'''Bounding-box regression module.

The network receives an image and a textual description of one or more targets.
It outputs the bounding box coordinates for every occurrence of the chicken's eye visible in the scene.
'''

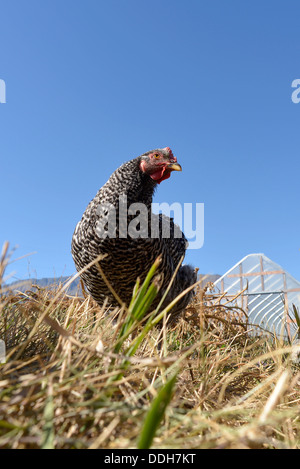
[153,154,160,159]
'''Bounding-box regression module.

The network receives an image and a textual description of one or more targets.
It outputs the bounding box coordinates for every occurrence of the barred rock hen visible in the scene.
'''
[71,147,196,323]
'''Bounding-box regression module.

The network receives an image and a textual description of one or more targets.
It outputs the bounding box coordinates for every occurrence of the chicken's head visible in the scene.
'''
[139,147,182,184]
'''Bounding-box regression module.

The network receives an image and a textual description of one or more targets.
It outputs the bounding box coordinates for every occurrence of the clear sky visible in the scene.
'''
[1,0,300,283]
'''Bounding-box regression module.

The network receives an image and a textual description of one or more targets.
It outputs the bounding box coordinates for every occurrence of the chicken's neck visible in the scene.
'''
[110,159,157,209]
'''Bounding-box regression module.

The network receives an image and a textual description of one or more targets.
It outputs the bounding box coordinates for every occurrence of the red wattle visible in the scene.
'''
[150,167,171,184]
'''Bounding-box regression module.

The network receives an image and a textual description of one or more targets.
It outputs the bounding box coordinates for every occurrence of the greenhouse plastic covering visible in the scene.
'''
[213,254,300,339]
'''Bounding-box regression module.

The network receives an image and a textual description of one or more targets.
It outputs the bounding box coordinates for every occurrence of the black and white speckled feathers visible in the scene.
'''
[71,149,196,322]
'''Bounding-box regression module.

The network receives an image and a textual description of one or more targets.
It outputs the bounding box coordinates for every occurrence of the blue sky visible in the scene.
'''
[1,0,300,283]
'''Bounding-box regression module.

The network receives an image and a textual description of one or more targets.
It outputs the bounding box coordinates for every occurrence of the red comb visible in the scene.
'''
[163,147,176,162]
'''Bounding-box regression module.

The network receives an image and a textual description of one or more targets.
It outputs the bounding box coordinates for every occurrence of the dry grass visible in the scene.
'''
[1,243,300,449]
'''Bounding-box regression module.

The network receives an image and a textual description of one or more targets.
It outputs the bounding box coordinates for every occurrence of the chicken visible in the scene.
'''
[71,147,196,322]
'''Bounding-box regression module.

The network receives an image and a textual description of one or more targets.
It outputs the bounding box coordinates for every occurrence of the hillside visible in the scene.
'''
[6,276,81,296]
[6,273,220,297]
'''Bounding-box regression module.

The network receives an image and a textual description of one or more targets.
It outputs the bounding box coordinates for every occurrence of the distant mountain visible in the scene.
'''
[6,273,220,297]
[6,276,81,296]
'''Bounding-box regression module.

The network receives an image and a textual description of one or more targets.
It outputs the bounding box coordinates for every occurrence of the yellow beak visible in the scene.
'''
[167,163,182,172]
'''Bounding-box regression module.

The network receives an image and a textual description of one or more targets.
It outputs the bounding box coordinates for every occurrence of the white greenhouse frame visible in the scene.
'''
[213,253,300,339]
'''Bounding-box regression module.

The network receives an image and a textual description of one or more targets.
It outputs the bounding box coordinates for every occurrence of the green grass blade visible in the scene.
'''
[41,381,55,449]
[128,256,161,319]
[292,304,300,333]
[137,373,177,449]
[114,258,161,354]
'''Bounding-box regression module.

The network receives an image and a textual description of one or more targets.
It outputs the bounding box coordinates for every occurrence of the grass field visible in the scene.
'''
[1,242,300,449]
